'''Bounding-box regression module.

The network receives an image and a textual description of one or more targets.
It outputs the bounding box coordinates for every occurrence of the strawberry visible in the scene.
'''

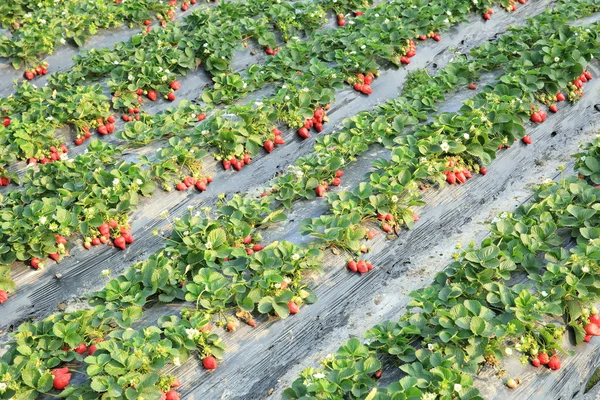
[522,135,532,145]
[171,378,181,388]
[3,117,11,127]
[456,171,466,184]
[468,83,477,90]
[298,127,310,139]
[580,73,588,83]
[167,92,176,101]
[274,136,285,145]
[49,253,60,261]
[288,301,299,315]
[400,56,410,65]
[84,242,92,250]
[233,160,243,171]
[584,322,600,336]
[272,127,282,136]
[332,177,341,186]
[556,92,566,101]
[314,122,323,133]
[549,104,558,113]
[99,236,108,244]
[166,391,180,400]
[374,370,383,379]
[382,223,392,233]
[433,34,441,41]
[252,243,264,252]
[107,115,116,124]
[548,355,561,370]
[446,171,456,184]
[487,8,494,14]
[98,125,108,135]
[176,182,187,191]
[147,90,157,101]
[360,85,373,95]
[123,233,134,244]
[51,367,69,376]
[366,230,377,239]
[406,49,416,58]
[483,13,491,20]
[584,71,592,80]
[122,115,131,122]
[573,79,583,89]
[584,335,592,342]
[106,123,115,133]
[222,160,231,170]
[413,212,419,222]
[363,75,373,84]
[506,378,518,389]
[226,321,236,332]
[0,290,7,304]
[357,260,368,274]
[88,344,98,355]
[463,169,472,179]
[338,18,346,27]
[589,314,600,325]
[144,19,151,26]
[242,235,252,244]
[24,71,35,80]
[92,237,100,246]
[418,35,427,40]
[315,185,327,197]
[181,2,188,11]
[537,352,550,365]
[366,261,373,271]
[74,343,87,354]
[531,358,541,367]
[335,170,344,178]
[530,112,542,123]
[247,318,257,327]
[114,236,127,250]
[264,140,274,153]
[354,82,364,92]
[202,356,217,370]
[195,181,207,191]
[31,258,41,269]
[53,373,72,390]
[347,260,357,272]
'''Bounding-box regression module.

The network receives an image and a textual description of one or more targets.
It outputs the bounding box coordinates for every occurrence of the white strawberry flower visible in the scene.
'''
[128,74,134,81]
[185,328,200,341]
[446,10,452,15]
[454,384,462,392]
[187,206,194,211]
[348,20,355,25]
[554,57,560,63]
[173,357,181,367]
[360,45,366,50]
[285,96,290,101]
[49,223,58,231]
[205,241,213,250]
[255,101,263,107]
[422,393,436,400]
[113,178,120,185]
[0,383,7,392]
[440,142,450,152]
[427,343,435,350]
[101,188,109,195]
[444,18,449,24]
[583,266,590,273]
[377,137,383,143]
[291,253,300,261]
[161,76,168,82]
[136,179,143,185]
[391,195,399,203]
[541,290,548,296]
[39,216,47,225]
[463,133,470,140]
[505,348,513,355]
[113,61,119,65]
[101,269,111,277]
[313,373,325,379]
[60,38,66,45]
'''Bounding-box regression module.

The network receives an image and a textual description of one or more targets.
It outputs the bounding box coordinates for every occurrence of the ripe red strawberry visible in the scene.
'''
[3,117,11,127]
[487,7,494,14]
[233,160,243,171]
[274,136,285,145]
[0,290,7,304]
[406,49,416,58]
[288,301,299,315]
[114,236,127,250]
[363,74,373,84]
[202,356,217,370]
[24,71,35,80]
[181,2,188,11]
[147,90,157,101]
[361,85,373,95]
[167,92,176,101]
[382,223,392,233]
[530,112,542,123]
[197,113,206,121]
[298,127,310,139]
[195,181,207,191]
[555,92,566,101]
[315,185,327,197]
[400,56,410,65]
[264,140,274,153]
[242,235,252,244]
[98,125,108,135]
[176,182,187,191]
[144,19,151,26]
[537,353,550,365]
[468,83,477,90]
[338,18,346,27]
[166,390,180,400]
[357,260,368,274]
[171,378,181,388]
[74,343,87,354]
[455,171,467,184]
[122,114,131,122]
[433,34,441,41]
[522,135,532,145]
[589,314,600,325]
[366,230,377,240]
[580,73,588,83]
[347,260,357,272]
[418,35,427,40]
[573,79,583,89]
[483,13,491,20]
[354,82,364,92]
[49,253,60,261]
[252,243,264,252]
[446,171,456,184]
[463,169,472,179]
[531,358,541,367]
[222,160,231,170]
[123,232,134,244]
[584,335,592,342]
[314,122,323,133]
[584,322,600,336]
[272,127,282,136]
[332,177,341,186]
[91,237,100,246]
[107,115,116,124]
[584,71,592,80]
[106,123,115,133]
[53,372,72,390]
[548,355,561,370]
[549,104,558,113]
[88,344,98,355]
[366,261,373,271]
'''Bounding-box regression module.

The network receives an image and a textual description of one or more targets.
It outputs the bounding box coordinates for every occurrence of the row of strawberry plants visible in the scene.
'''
[0,0,522,290]
[283,155,600,399]
[0,0,181,70]
[0,193,323,398]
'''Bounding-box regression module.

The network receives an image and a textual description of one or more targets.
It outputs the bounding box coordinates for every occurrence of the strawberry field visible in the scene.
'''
[0,0,600,399]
